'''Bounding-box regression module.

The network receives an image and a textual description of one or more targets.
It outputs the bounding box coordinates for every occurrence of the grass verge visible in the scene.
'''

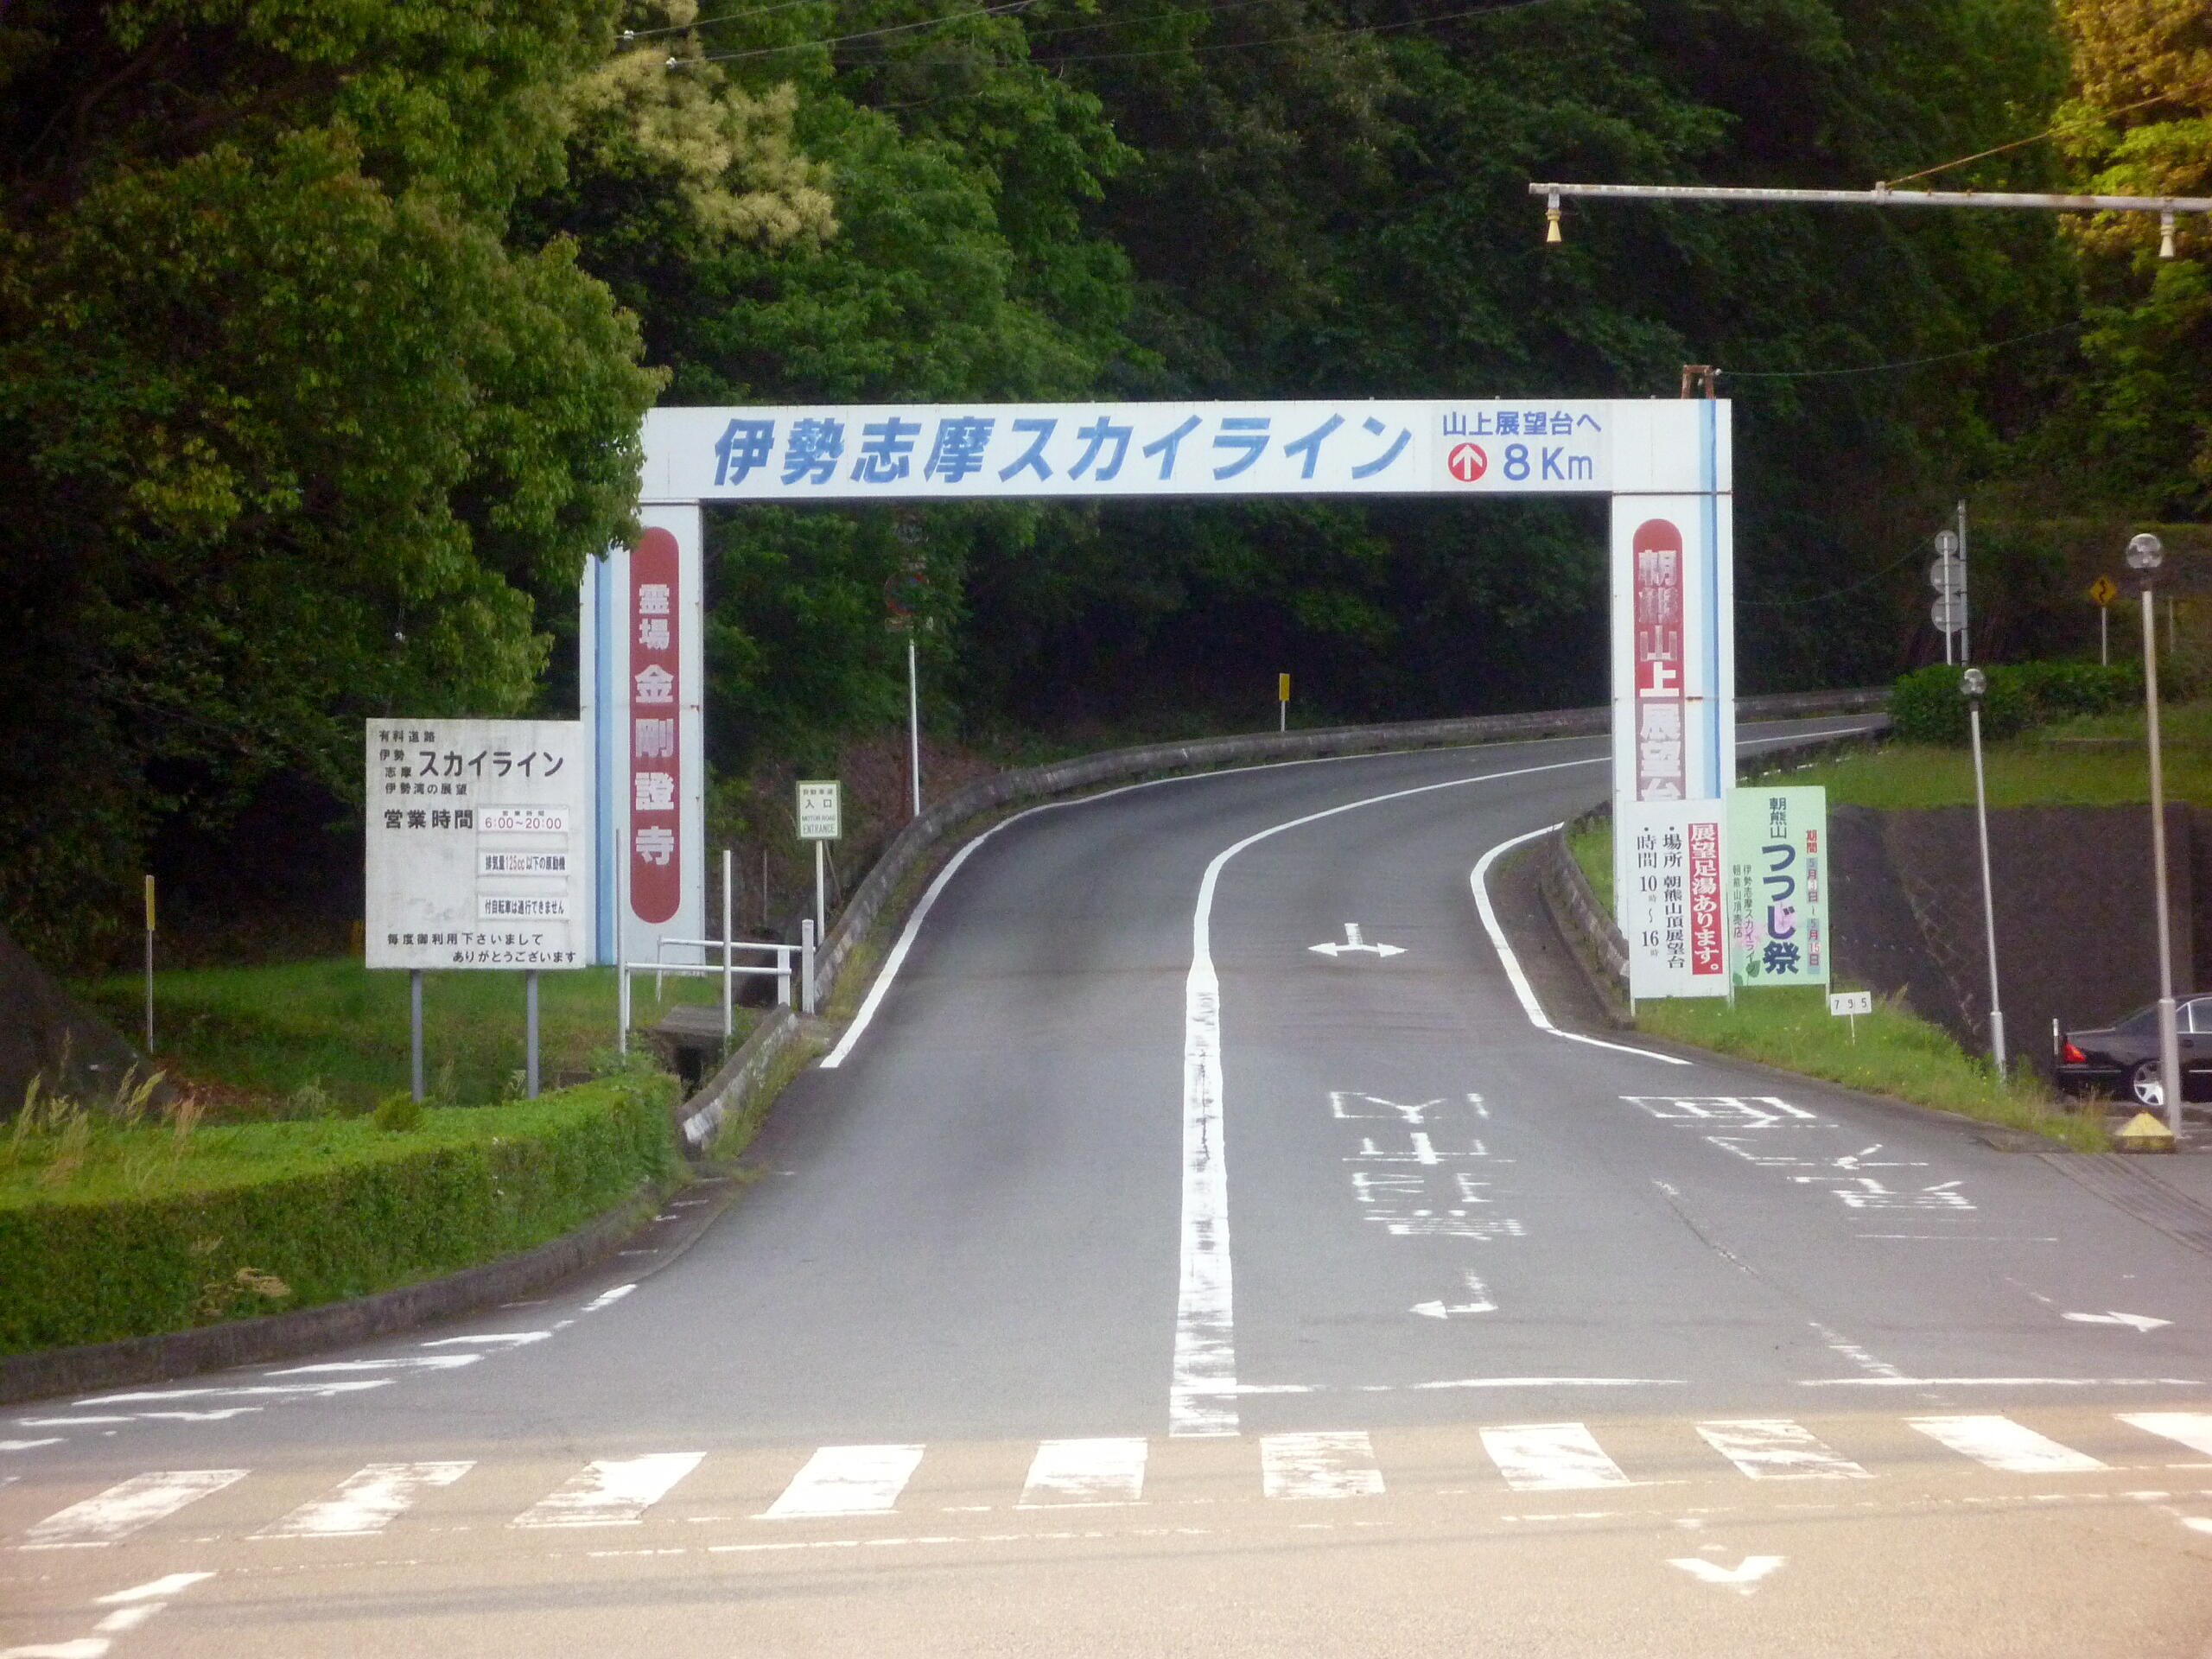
[0,1072,681,1354]
[74,960,732,1115]
[1635,986,2106,1152]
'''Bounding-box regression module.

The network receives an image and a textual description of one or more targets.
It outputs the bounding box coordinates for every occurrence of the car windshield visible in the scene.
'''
[2115,1005,2162,1035]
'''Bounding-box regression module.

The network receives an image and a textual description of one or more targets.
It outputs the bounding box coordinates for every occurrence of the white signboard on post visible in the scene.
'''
[365,719,590,970]
[1729,785,1830,987]
[1621,798,1730,1001]
[797,780,842,841]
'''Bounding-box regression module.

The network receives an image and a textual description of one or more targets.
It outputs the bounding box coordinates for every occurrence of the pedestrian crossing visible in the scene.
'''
[9,1412,2212,1548]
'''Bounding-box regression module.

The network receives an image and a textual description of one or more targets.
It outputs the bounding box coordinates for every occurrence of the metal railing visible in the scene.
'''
[618,920,815,1053]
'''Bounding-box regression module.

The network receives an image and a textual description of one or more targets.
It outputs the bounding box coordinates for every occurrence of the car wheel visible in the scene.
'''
[2129,1060,2166,1109]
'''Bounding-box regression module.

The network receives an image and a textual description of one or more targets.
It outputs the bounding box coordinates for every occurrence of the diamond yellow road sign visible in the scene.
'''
[2089,575,2119,606]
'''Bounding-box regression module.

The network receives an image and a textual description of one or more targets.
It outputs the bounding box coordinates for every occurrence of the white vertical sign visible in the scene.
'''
[796,780,843,841]
[1621,798,1730,1001]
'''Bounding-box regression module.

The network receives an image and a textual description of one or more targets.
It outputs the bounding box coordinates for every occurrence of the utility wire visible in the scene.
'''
[678,0,1039,63]
[1882,91,2174,188]
[1738,545,1925,609]
[1028,0,1564,64]
[1721,318,2084,381]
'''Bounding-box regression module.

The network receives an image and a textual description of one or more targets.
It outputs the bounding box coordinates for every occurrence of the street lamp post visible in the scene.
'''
[2128,531,2183,1133]
[1960,668,2006,1076]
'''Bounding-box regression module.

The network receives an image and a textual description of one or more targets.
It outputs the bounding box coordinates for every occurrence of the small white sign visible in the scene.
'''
[366,718,589,971]
[797,780,842,842]
[1621,799,1730,1001]
[1828,991,1873,1017]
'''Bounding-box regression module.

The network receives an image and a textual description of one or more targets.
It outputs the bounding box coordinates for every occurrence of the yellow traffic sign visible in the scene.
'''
[2089,575,2119,606]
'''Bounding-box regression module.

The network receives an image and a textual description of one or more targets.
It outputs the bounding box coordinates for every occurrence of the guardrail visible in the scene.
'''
[618,932,812,1053]
[809,688,1891,1014]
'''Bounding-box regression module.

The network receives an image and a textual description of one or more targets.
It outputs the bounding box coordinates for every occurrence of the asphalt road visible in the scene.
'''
[10,719,2212,1657]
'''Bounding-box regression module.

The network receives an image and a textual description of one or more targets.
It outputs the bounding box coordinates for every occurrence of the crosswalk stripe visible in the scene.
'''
[19,1470,248,1548]
[509,1453,703,1528]
[1260,1432,1383,1500]
[255,1461,474,1538]
[1480,1423,1632,1491]
[2117,1412,2212,1459]
[1696,1420,1872,1480]
[1908,1415,2107,1474]
[1019,1439,1148,1507]
[760,1445,925,1520]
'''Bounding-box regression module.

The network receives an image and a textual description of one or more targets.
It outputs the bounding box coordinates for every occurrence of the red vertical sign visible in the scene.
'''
[1633,518,1686,801]
[629,528,680,925]
[1687,819,1724,978]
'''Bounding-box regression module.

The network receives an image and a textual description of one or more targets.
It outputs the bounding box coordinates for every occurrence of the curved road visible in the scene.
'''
[10,720,2212,1656]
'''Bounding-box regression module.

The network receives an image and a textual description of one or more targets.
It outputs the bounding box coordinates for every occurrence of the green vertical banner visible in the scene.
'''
[1728,785,1830,988]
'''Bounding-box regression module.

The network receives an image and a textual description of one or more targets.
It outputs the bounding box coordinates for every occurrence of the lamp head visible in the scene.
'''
[2127,531,2164,571]
[1961,667,1986,701]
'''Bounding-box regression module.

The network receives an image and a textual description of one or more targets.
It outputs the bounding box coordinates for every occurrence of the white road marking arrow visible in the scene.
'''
[1669,1555,1785,1593]
[2064,1311,2172,1332]
[1309,923,1404,959]
[1412,1271,1496,1319]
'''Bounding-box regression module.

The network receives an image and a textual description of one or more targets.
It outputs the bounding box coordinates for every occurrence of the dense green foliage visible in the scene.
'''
[2,0,2203,965]
[1889,659,2142,742]
[0,1074,678,1354]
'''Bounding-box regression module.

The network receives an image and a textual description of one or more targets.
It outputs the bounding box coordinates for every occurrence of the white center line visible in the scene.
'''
[512,1453,704,1528]
[257,1462,474,1538]
[760,1445,925,1520]
[1481,1423,1634,1491]
[1019,1440,1148,1507]
[20,1471,247,1549]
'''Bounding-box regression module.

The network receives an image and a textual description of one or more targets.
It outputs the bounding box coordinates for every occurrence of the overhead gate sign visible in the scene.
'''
[585,398,1732,965]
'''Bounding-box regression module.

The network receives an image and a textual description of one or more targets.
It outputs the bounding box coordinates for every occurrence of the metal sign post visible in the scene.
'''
[2089,575,2118,664]
[142,874,156,1054]
[1278,672,1290,732]
[797,780,842,950]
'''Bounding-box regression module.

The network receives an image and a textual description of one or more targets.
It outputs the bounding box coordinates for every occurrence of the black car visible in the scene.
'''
[2056,998,2212,1107]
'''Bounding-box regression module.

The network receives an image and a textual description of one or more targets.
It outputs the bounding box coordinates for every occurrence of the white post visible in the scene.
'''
[1966,699,2005,1076]
[800,918,817,1016]
[617,962,631,1056]
[524,971,540,1098]
[814,840,826,944]
[908,633,922,819]
[1956,499,1971,665]
[2101,605,2110,666]
[142,874,156,1054]
[720,846,734,1043]
[2145,584,2182,1132]
[410,969,426,1103]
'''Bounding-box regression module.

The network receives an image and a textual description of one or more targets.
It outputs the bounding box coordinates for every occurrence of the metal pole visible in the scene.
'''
[720,846,734,1044]
[2145,585,2183,1132]
[907,634,922,819]
[524,970,540,1098]
[1956,499,1971,665]
[814,840,826,944]
[618,962,631,1055]
[800,918,817,1016]
[1967,702,2005,1076]
[142,874,156,1053]
[410,969,425,1103]
[2101,605,2110,666]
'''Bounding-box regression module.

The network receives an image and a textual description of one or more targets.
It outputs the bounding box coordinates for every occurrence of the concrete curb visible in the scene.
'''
[675,1006,804,1156]
[0,1184,669,1408]
[816,689,1890,1011]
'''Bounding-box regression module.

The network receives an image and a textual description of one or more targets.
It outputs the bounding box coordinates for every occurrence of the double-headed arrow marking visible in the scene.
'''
[1309,923,1404,959]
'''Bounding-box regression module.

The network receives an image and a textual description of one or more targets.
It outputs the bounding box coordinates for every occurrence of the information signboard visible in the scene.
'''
[365,719,590,970]
[797,780,842,842]
[1728,785,1829,988]
[1620,798,1730,1001]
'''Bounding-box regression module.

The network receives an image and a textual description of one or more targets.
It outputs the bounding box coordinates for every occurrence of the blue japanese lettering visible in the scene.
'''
[1141,415,1202,480]
[851,417,921,484]
[925,416,995,483]
[998,417,1057,482]
[715,419,775,486]
[783,418,845,486]
[1211,416,1269,480]
[1350,417,1412,479]
[1069,416,1134,481]
[1281,414,1344,480]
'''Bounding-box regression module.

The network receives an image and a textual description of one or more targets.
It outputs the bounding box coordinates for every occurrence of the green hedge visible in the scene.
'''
[0,1075,679,1355]
[1888,660,2140,744]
